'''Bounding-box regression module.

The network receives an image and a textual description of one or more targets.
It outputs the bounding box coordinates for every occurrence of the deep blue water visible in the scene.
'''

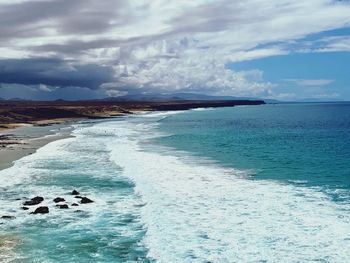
[155,103,350,200]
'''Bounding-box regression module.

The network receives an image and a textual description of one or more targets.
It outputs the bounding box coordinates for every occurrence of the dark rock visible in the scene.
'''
[23,200,38,206]
[1,215,15,219]
[31,206,49,214]
[21,207,29,210]
[23,196,44,206]
[56,204,69,209]
[32,196,44,202]
[71,203,79,206]
[71,190,80,195]
[74,196,83,199]
[53,197,65,203]
[80,197,94,204]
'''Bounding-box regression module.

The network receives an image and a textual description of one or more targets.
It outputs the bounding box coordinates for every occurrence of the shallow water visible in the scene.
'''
[0,121,150,262]
[0,104,350,262]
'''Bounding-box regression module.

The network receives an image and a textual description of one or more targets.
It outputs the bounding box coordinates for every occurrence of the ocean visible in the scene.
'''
[1,103,350,262]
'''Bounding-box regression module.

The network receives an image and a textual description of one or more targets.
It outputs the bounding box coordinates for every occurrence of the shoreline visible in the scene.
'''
[0,100,265,171]
[0,113,149,172]
[0,121,75,171]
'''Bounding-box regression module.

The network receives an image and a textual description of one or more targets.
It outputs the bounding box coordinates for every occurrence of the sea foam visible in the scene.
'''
[1,112,350,262]
[104,113,350,262]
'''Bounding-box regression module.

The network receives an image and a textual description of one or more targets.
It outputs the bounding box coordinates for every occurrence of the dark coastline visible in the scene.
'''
[0,99,265,128]
[0,99,265,170]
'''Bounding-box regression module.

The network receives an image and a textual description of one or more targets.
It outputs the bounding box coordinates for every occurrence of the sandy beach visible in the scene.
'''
[0,122,75,171]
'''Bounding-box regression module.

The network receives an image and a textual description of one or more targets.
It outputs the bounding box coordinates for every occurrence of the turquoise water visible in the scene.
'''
[155,103,350,200]
[0,121,150,262]
[1,103,350,262]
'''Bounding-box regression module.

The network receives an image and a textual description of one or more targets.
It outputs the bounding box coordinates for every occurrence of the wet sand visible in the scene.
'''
[0,123,74,171]
[0,234,21,263]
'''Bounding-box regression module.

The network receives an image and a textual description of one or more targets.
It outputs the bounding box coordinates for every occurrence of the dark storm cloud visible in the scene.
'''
[0,0,131,41]
[29,39,119,55]
[0,58,114,89]
[28,35,162,57]
[0,0,77,40]
[0,0,165,95]
[1,0,238,57]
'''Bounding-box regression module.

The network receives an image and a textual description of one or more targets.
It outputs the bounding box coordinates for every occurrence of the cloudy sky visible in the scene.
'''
[0,0,349,100]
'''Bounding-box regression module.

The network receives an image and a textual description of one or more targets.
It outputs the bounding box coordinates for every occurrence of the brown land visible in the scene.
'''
[0,99,264,132]
[0,99,265,170]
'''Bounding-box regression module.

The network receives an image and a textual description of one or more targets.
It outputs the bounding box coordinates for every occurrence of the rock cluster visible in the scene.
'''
[1,189,94,220]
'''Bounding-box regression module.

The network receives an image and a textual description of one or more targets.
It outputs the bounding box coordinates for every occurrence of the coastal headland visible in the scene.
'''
[0,99,265,131]
[0,99,265,170]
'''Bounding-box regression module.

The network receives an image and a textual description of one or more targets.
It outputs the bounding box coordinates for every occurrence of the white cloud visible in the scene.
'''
[270,92,297,100]
[37,84,58,92]
[313,92,339,99]
[286,35,350,53]
[284,79,335,87]
[315,36,350,52]
[1,0,350,98]
[103,56,276,97]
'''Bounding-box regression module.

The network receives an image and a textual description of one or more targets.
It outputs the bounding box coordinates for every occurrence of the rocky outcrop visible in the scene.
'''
[71,190,80,195]
[53,197,65,203]
[56,204,69,209]
[13,191,94,217]
[80,197,93,204]
[32,206,49,214]
[23,196,44,206]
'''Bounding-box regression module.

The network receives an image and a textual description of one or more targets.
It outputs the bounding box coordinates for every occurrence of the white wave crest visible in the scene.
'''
[105,117,350,263]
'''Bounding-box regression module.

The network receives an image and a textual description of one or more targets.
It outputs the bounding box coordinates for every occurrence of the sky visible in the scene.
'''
[0,0,349,101]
